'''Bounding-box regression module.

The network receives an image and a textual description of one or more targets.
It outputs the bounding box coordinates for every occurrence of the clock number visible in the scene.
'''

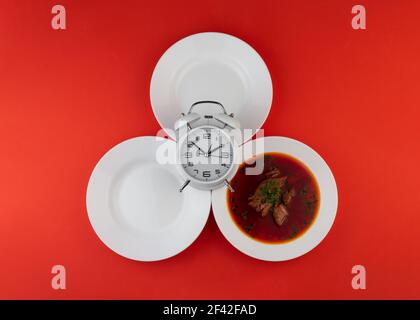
[215,169,221,175]
[193,169,199,175]
[203,171,211,178]
[188,162,193,167]
[203,133,211,139]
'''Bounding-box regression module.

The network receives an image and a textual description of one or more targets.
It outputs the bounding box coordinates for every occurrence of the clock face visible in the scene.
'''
[180,126,234,182]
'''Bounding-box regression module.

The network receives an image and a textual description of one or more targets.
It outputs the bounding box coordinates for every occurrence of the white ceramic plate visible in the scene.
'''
[86,136,211,261]
[212,136,338,261]
[150,32,273,142]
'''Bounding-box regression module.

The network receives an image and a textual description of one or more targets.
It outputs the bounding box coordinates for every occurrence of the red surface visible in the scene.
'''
[1,0,420,299]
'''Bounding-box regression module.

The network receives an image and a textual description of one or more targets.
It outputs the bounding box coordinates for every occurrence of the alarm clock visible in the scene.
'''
[175,101,241,192]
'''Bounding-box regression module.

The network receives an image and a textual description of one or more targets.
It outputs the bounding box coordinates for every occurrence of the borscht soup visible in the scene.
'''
[227,153,320,244]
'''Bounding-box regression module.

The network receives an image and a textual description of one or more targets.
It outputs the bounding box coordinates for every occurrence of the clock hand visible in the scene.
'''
[190,141,206,154]
[208,144,224,156]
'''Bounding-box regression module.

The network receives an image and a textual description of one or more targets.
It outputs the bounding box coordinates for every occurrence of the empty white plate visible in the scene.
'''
[86,136,211,261]
[212,137,338,261]
[150,32,273,142]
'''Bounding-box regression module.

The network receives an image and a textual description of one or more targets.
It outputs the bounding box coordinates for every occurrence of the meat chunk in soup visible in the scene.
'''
[248,177,287,217]
[283,188,296,207]
[265,167,281,178]
[248,170,297,227]
[273,204,289,226]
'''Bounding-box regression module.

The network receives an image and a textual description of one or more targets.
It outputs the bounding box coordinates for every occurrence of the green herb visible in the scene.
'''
[303,192,318,215]
[289,230,298,239]
[260,179,282,206]
[305,201,313,210]
[243,223,254,233]
[304,203,314,215]
[232,205,238,214]
[240,210,249,220]
[300,185,308,197]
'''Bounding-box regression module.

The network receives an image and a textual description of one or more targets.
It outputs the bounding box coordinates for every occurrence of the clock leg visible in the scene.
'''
[179,179,191,193]
[224,179,235,193]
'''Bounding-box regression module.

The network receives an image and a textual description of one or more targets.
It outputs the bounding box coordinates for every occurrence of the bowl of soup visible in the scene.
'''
[211,136,338,261]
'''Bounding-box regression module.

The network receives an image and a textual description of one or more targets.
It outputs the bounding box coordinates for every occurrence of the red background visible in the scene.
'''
[1,0,419,299]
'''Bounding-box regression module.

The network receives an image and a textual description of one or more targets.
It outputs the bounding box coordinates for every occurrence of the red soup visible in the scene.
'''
[227,153,320,244]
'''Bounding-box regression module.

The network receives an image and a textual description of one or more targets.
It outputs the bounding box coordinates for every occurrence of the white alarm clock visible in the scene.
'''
[175,101,241,192]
